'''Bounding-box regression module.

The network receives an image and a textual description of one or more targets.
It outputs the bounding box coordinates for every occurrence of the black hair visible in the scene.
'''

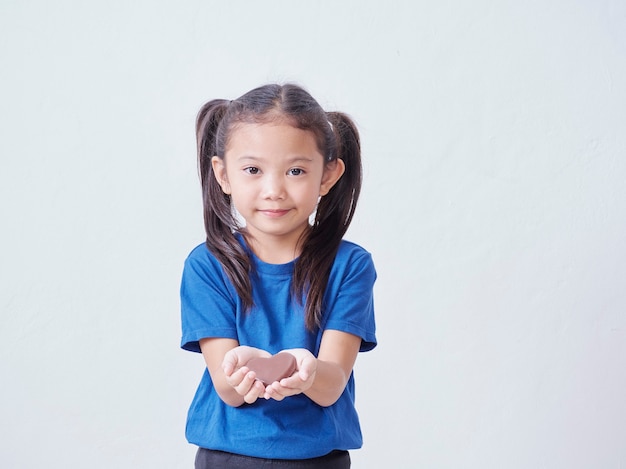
[196,83,362,330]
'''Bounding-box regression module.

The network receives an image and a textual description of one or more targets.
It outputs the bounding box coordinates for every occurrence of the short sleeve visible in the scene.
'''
[180,244,238,353]
[323,242,377,352]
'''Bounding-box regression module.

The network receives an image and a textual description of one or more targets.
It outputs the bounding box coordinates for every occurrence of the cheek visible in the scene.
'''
[300,182,325,204]
[225,174,249,193]
[228,183,256,206]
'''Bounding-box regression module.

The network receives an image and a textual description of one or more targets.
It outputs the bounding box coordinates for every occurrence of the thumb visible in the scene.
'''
[298,355,316,381]
[222,350,238,376]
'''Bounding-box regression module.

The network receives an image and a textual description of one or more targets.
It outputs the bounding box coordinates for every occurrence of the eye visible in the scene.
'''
[288,168,305,176]
[244,167,260,175]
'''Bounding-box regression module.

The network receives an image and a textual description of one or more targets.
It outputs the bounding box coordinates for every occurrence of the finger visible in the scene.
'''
[277,376,297,389]
[225,366,249,388]
[243,389,258,404]
[264,383,286,401]
[234,370,257,396]
[266,381,303,400]
[244,380,265,404]
[297,355,317,381]
[222,350,240,376]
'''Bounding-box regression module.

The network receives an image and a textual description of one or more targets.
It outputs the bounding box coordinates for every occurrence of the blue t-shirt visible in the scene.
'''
[180,236,377,459]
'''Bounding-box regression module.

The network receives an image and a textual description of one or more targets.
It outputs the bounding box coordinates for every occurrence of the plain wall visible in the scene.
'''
[1,1,625,468]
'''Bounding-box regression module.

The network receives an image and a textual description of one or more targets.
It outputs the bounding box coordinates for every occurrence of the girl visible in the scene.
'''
[180,83,377,469]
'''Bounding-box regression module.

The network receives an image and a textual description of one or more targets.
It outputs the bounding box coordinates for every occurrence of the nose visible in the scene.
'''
[261,174,286,200]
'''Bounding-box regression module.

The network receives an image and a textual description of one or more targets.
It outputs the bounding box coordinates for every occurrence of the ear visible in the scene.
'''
[319,158,346,196]
[211,156,231,194]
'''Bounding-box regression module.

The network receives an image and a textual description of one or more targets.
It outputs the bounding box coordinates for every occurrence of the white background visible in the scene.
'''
[1,1,625,468]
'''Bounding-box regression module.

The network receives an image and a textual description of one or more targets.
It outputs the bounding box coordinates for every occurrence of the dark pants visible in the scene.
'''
[195,447,351,469]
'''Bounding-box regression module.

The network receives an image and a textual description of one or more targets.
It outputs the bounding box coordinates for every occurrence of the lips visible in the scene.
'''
[259,209,290,218]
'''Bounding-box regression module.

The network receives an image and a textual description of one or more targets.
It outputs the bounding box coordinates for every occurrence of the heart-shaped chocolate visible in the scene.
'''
[247,353,297,386]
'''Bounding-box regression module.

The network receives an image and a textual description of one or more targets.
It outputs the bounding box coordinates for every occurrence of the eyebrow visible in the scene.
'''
[236,156,315,164]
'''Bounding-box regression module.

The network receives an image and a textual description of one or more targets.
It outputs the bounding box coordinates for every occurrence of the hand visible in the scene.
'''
[222,346,271,404]
[263,348,317,401]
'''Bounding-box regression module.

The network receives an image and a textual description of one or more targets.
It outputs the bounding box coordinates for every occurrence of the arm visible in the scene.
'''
[264,329,362,407]
[305,329,362,406]
[199,338,270,407]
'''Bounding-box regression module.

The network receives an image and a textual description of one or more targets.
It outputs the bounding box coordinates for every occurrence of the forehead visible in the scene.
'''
[225,123,323,160]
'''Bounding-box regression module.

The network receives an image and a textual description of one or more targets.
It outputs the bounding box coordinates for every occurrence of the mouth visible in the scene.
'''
[259,209,291,218]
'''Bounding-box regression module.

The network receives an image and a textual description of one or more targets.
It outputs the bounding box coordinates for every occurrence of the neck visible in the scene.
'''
[242,228,309,264]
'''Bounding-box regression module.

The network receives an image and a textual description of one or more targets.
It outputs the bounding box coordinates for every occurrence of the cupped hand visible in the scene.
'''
[263,348,317,401]
[222,346,271,404]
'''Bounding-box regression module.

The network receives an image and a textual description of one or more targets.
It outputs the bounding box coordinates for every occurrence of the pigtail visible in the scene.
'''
[196,99,254,309]
[295,111,362,330]
[322,112,362,230]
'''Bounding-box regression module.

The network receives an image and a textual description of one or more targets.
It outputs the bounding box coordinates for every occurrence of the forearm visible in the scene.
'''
[304,358,351,407]
[215,382,247,407]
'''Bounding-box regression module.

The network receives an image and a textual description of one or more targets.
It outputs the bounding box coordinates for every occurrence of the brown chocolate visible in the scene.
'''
[247,353,297,386]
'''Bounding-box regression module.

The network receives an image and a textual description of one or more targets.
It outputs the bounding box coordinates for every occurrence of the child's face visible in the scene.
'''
[212,122,344,257]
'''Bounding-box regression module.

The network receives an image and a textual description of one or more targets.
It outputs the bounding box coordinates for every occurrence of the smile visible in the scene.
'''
[259,209,291,218]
